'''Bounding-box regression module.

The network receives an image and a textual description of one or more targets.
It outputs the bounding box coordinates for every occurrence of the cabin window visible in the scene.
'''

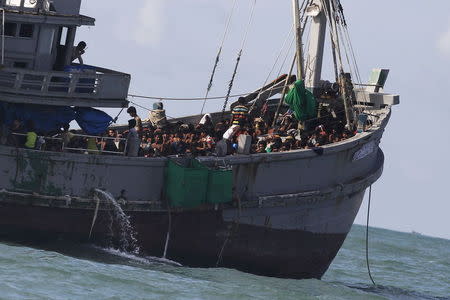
[13,62,28,68]
[23,0,38,8]
[4,23,17,37]
[59,27,68,46]
[19,24,34,38]
[5,0,21,7]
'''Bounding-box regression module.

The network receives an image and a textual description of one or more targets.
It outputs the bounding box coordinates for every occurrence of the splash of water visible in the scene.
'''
[94,189,140,255]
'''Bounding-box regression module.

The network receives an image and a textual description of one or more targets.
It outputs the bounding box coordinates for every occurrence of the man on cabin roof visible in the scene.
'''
[72,41,87,65]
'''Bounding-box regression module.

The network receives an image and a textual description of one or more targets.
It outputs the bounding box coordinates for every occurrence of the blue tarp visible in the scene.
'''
[0,102,75,133]
[0,102,113,135]
[74,107,114,135]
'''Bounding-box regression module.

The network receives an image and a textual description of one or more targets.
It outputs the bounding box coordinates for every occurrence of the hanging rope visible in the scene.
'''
[128,92,252,102]
[200,0,238,115]
[366,185,377,285]
[221,0,257,116]
[89,194,101,240]
[163,204,172,259]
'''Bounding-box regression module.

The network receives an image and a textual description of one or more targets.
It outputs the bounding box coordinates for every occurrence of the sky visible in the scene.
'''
[77,1,450,239]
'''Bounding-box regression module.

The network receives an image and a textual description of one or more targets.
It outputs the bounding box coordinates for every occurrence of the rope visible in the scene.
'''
[221,0,257,115]
[113,107,125,123]
[251,24,294,110]
[216,196,242,267]
[128,92,251,102]
[200,0,238,115]
[366,185,376,285]
[128,100,175,119]
[89,194,100,240]
[163,204,172,259]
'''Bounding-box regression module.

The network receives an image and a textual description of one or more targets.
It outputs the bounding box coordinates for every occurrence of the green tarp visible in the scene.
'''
[284,80,317,122]
[165,159,232,208]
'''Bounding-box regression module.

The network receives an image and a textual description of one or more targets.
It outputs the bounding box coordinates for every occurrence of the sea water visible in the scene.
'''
[0,225,448,300]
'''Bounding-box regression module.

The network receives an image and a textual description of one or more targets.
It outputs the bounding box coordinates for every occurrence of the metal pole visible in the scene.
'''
[327,0,353,127]
[292,0,304,80]
[1,8,4,65]
[272,55,296,127]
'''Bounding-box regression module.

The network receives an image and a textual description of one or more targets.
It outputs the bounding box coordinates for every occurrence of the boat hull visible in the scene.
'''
[0,193,363,279]
[0,156,379,279]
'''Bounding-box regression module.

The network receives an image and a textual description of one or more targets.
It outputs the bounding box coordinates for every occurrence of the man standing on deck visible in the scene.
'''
[127,106,143,133]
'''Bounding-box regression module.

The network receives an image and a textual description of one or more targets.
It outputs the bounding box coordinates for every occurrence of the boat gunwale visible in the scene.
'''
[0,149,384,212]
[0,106,391,165]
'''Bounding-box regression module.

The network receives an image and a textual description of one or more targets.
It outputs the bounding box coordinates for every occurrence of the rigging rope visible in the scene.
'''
[250,24,294,111]
[200,0,239,115]
[221,0,257,116]
[366,185,377,286]
[128,92,251,102]
[258,10,310,115]
[128,100,176,119]
[112,107,125,123]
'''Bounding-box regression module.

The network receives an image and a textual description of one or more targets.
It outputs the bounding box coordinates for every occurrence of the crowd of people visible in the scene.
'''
[0,99,361,157]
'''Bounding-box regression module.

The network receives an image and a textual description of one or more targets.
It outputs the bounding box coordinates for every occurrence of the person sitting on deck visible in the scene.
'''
[223,97,250,140]
[102,129,119,153]
[72,41,87,65]
[148,102,168,129]
[197,113,214,134]
[126,119,140,157]
[127,106,143,133]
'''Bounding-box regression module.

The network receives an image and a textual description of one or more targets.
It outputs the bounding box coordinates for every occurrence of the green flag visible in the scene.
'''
[284,80,317,122]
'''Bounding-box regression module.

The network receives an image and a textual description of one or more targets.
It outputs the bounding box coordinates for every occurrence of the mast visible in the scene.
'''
[292,0,304,80]
[304,0,327,95]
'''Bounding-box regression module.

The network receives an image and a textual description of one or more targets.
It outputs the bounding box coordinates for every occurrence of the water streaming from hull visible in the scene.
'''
[93,189,140,254]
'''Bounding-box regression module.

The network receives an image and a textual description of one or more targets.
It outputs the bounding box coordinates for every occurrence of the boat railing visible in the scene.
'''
[0,65,130,101]
[11,132,128,156]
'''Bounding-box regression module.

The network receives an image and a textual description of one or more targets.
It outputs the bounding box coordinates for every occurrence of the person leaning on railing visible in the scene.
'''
[60,124,74,150]
[101,129,119,153]
[86,136,99,154]
[72,41,87,65]
[24,120,37,149]
[126,119,140,157]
